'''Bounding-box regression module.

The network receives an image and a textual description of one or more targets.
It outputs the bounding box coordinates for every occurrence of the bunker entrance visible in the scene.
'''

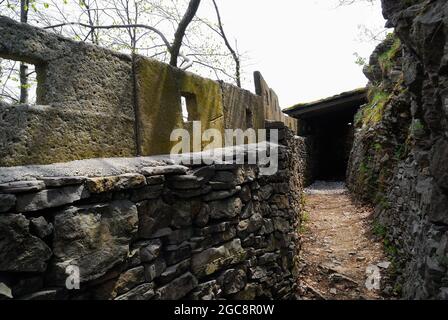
[302,111,355,181]
[284,88,367,184]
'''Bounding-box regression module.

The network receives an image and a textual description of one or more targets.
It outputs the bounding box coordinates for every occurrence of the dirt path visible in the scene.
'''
[297,183,390,300]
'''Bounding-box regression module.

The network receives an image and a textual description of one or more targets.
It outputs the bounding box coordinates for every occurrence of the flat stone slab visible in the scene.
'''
[0,180,45,193]
[0,142,279,184]
[16,185,89,212]
[141,165,189,176]
[0,156,173,184]
[42,176,87,187]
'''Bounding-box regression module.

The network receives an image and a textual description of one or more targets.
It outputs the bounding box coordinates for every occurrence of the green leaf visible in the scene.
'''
[44,3,50,9]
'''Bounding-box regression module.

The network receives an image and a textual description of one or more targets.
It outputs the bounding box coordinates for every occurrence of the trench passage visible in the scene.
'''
[297,182,390,300]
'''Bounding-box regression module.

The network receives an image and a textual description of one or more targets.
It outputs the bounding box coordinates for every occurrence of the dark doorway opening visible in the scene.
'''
[285,88,367,185]
[306,110,355,181]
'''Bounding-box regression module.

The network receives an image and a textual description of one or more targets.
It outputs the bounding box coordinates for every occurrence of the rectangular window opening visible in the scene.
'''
[246,108,254,129]
[0,58,39,105]
[180,92,198,123]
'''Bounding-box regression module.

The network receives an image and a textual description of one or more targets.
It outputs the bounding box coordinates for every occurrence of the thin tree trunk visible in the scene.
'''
[212,0,241,87]
[83,0,98,45]
[169,0,201,67]
[20,0,29,104]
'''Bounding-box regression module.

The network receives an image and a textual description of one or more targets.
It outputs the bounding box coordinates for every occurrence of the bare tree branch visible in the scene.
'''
[193,60,236,82]
[44,21,172,49]
[43,21,194,70]
[212,0,241,87]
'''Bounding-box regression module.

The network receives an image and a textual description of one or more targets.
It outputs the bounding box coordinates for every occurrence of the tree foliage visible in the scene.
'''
[0,0,244,104]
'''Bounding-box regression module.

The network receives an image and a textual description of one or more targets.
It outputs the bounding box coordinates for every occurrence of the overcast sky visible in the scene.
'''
[199,0,387,108]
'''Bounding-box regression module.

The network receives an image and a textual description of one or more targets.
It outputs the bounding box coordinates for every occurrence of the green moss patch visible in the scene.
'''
[378,35,401,74]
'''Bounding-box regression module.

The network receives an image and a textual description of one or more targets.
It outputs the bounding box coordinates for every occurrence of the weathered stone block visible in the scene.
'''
[42,176,86,187]
[167,175,204,190]
[138,239,162,263]
[0,194,15,212]
[194,203,210,227]
[137,199,172,238]
[191,166,215,183]
[240,185,252,202]
[155,272,198,300]
[259,185,274,200]
[235,166,257,184]
[166,228,193,245]
[113,266,146,296]
[260,218,275,235]
[171,185,212,199]
[189,280,221,300]
[0,180,45,193]
[232,283,259,300]
[146,175,165,185]
[158,259,191,285]
[241,201,255,219]
[0,105,136,167]
[270,194,289,209]
[212,171,236,184]
[86,173,146,193]
[218,269,247,295]
[144,259,167,282]
[273,217,290,233]
[115,283,155,300]
[130,184,164,202]
[171,200,200,228]
[208,197,243,219]
[249,266,268,280]
[30,216,53,238]
[165,245,191,266]
[0,214,52,272]
[198,221,235,236]
[150,227,173,239]
[209,181,236,190]
[203,187,241,202]
[221,82,265,131]
[16,185,89,212]
[258,253,278,265]
[52,200,138,283]
[135,56,225,156]
[191,239,246,278]
[141,165,188,176]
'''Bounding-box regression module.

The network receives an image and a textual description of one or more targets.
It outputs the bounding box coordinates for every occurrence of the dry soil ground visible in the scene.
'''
[297,182,391,300]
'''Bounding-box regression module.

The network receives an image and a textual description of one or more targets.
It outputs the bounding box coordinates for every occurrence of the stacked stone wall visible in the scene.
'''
[0,124,304,300]
[347,0,448,299]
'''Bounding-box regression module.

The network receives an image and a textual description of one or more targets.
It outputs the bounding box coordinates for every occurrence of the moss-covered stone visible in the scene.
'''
[0,105,136,167]
[135,56,225,156]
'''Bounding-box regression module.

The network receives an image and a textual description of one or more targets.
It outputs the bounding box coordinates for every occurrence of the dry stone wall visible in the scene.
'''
[347,0,448,299]
[0,123,304,300]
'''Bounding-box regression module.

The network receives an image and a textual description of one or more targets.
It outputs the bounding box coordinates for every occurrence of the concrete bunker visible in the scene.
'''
[284,88,367,182]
